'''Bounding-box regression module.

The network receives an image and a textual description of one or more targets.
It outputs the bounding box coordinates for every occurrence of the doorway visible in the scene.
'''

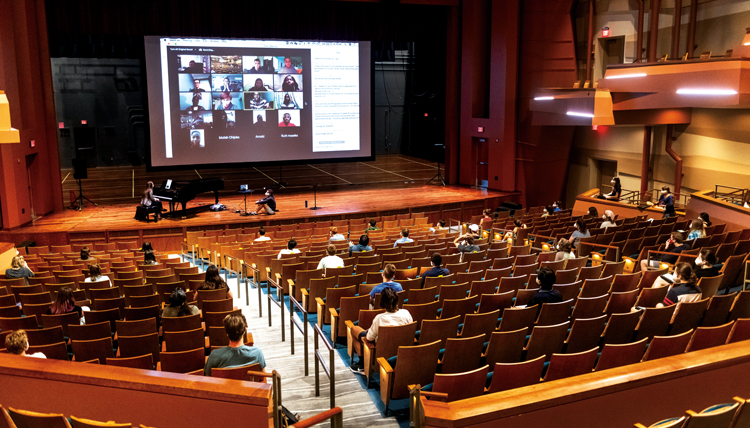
[26,154,40,221]
[596,159,618,195]
[472,137,489,189]
[597,36,625,80]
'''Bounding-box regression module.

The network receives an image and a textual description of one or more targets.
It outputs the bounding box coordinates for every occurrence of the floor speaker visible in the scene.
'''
[72,158,88,180]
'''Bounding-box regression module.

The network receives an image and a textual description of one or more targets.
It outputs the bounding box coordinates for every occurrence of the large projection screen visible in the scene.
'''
[144,37,372,167]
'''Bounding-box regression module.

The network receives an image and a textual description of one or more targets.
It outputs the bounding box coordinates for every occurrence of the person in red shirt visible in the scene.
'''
[279,112,296,127]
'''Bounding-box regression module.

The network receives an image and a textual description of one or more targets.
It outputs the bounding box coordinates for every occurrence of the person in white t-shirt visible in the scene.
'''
[328,226,346,242]
[83,263,112,288]
[254,226,271,243]
[277,238,301,259]
[316,244,344,276]
[349,287,412,374]
[5,330,46,359]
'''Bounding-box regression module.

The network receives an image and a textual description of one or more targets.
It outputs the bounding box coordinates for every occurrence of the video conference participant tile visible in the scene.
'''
[245,92,274,110]
[213,92,243,110]
[180,92,212,112]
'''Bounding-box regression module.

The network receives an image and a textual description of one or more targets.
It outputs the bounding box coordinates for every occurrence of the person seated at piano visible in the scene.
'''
[194,264,233,301]
[141,181,162,221]
[250,189,276,215]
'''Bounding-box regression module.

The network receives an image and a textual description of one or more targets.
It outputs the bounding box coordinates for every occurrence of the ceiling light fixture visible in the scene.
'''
[605,73,647,79]
[533,96,554,101]
[676,88,738,95]
[566,111,595,118]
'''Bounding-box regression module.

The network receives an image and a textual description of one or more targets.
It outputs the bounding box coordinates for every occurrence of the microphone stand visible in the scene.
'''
[310,184,321,210]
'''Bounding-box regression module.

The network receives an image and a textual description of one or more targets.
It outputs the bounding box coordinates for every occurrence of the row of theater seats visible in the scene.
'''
[0,403,153,428]
[635,396,750,428]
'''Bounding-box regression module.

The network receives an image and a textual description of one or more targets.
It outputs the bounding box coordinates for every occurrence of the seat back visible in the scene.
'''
[161,313,202,333]
[403,300,439,327]
[211,363,264,382]
[68,321,112,342]
[71,337,114,364]
[488,355,545,394]
[432,365,489,402]
[604,289,639,316]
[594,337,648,371]
[468,277,499,298]
[27,342,69,361]
[374,322,418,362]
[159,347,203,373]
[477,291,514,314]
[669,298,709,335]
[635,305,678,341]
[525,321,570,361]
[634,286,669,308]
[641,329,694,361]
[419,315,460,348]
[610,272,642,293]
[116,317,157,336]
[579,276,613,298]
[106,354,154,370]
[602,310,642,345]
[498,305,538,333]
[163,328,205,352]
[697,274,724,299]
[686,321,734,352]
[119,332,160,363]
[543,346,598,381]
[565,314,607,354]
[571,294,607,320]
[387,340,441,401]
[498,275,528,294]
[25,326,65,347]
[41,312,81,337]
[440,334,485,374]
[461,309,500,341]
[7,407,72,428]
[701,292,737,327]
[536,299,574,326]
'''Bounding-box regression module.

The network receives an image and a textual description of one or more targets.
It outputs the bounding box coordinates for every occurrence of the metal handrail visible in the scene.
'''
[313,323,336,408]
[290,407,343,428]
[266,267,286,341]
[713,184,747,205]
[249,264,263,317]
[290,296,309,376]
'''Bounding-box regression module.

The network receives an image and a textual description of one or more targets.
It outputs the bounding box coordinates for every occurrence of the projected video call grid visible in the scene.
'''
[173,52,308,149]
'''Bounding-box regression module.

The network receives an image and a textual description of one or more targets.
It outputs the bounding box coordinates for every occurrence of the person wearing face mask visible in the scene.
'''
[601,210,617,229]
[525,267,562,309]
[656,263,702,307]
[250,189,276,215]
[640,231,688,272]
[647,186,673,209]
[598,177,622,201]
[541,205,553,218]
[568,219,590,249]
[694,249,720,279]
[698,212,712,228]
[554,238,573,262]
[552,201,562,213]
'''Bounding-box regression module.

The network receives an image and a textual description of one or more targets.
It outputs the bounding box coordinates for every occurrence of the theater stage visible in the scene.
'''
[2,181,518,252]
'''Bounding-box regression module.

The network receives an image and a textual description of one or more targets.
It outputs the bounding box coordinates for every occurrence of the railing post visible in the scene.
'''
[313,324,335,407]
[290,296,309,376]
[410,385,424,428]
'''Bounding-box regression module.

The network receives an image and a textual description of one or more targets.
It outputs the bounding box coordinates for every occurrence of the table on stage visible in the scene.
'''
[238,189,254,216]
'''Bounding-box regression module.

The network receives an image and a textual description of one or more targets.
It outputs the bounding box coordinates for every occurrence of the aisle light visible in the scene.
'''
[676,88,738,95]
[605,73,647,79]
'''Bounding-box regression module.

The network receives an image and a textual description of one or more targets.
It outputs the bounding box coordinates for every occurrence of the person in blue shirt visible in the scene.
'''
[348,234,373,257]
[369,264,403,307]
[420,253,450,287]
[393,228,414,248]
[329,226,346,242]
[204,313,265,376]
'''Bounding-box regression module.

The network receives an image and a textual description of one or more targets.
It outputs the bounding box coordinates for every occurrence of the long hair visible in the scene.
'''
[612,177,621,192]
[168,288,193,317]
[88,263,102,281]
[689,219,705,236]
[281,75,299,91]
[674,262,698,288]
[50,287,76,315]
[10,255,24,269]
[201,264,227,290]
[575,219,588,234]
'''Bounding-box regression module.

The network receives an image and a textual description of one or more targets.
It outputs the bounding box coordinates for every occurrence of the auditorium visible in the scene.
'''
[1,0,750,427]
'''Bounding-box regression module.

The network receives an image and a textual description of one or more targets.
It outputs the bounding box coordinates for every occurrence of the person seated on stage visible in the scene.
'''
[601,210,617,229]
[5,330,46,359]
[640,231,687,272]
[554,238,574,262]
[143,250,159,265]
[368,264,403,308]
[162,288,199,318]
[366,219,379,231]
[250,189,275,216]
[84,263,111,288]
[80,246,91,261]
[194,264,233,301]
[277,238,300,259]
[525,266,562,308]
[317,245,344,276]
[687,219,706,241]
[348,287,412,375]
[329,226,346,243]
[429,219,446,234]
[5,255,34,285]
[348,234,372,257]
[204,312,265,376]
[47,287,85,318]
[140,181,162,221]
[656,263,702,307]
[393,228,414,248]
[254,226,271,243]
[420,253,450,287]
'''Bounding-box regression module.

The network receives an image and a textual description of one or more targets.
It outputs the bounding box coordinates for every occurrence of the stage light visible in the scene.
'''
[566,111,595,118]
[534,96,554,101]
[602,27,610,37]
[676,88,738,95]
[605,73,647,79]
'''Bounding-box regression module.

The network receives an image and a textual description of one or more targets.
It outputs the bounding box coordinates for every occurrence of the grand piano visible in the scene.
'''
[153,178,224,217]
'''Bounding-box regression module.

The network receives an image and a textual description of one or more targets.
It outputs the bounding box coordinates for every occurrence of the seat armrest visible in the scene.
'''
[345,320,355,358]
[316,297,326,327]
[378,356,394,406]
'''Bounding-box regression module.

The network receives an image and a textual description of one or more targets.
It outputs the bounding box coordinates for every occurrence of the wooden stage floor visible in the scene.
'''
[4,154,519,249]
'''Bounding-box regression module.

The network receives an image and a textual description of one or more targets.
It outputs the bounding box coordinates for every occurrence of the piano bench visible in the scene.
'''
[135,205,160,222]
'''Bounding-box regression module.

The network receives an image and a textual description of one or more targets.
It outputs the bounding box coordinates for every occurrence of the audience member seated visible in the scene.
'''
[317,245,344,276]
[47,287,84,318]
[162,288,200,318]
[349,287,412,375]
[687,219,706,240]
[554,238,573,262]
[80,246,91,261]
[393,228,414,247]
[141,241,154,253]
[277,238,300,259]
[194,264,233,301]
[84,264,111,287]
[601,210,617,229]
[699,212,712,228]
[143,250,158,265]
[587,206,599,218]
[640,231,687,272]
[5,255,34,285]
[479,209,493,228]
[552,201,562,213]
[647,186,673,212]
[254,226,271,243]
[598,177,621,201]
[453,234,480,259]
[541,206,553,218]
[429,219,446,234]
[568,219,590,249]
[503,219,527,242]
[657,263,702,307]
[348,235,372,257]
[525,266,562,307]
[368,264,402,308]
[420,253,450,287]
[693,249,720,279]
[328,226,346,243]
[204,313,265,376]
[5,330,46,359]
[366,219,379,231]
